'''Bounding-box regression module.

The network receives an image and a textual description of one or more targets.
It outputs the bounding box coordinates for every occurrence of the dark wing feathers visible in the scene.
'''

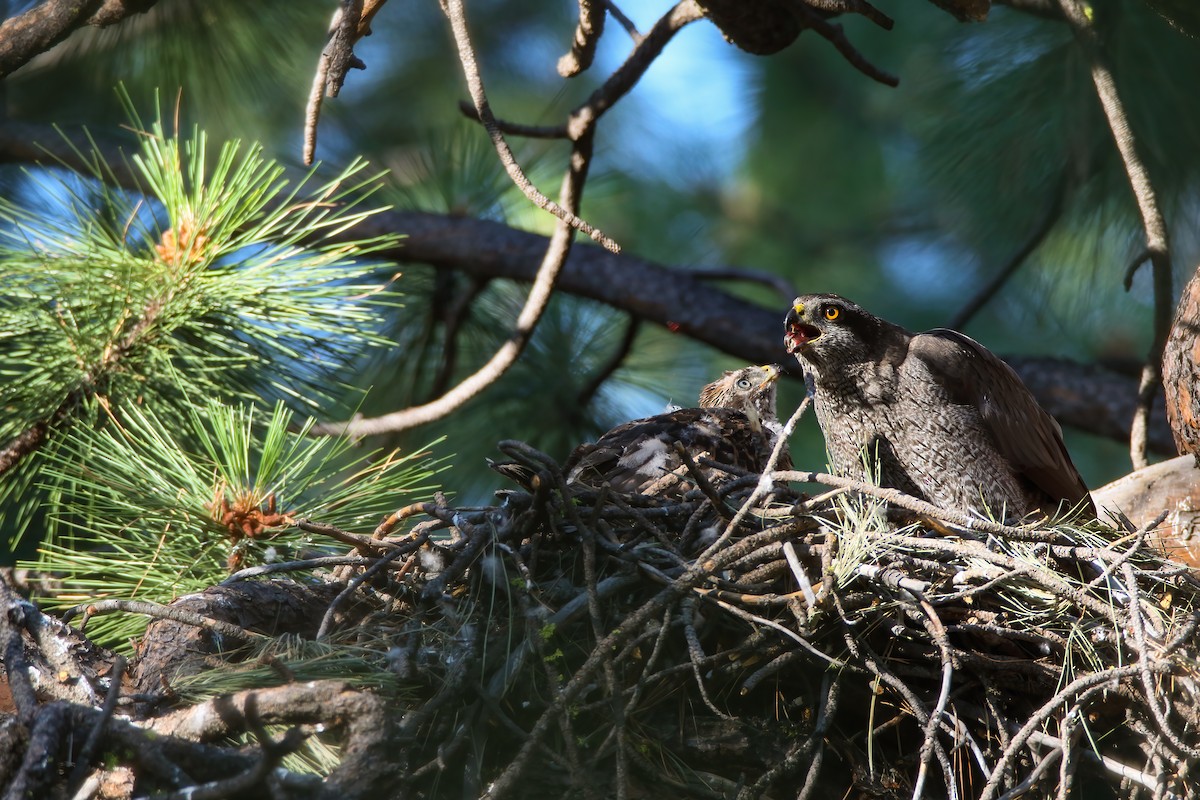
[912,329,1093,512]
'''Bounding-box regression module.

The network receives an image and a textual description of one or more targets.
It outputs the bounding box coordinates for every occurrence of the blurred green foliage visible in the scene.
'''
[4,0,1198,508]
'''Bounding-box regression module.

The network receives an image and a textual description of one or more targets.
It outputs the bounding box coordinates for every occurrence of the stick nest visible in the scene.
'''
[5,442,1200,800]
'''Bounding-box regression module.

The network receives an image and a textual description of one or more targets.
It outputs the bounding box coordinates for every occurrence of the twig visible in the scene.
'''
[62,599,265,643]
[604,491,686,558]
[681,595,731,719]
[566,0,705,139]
[576,517,630,800]
[313,34,601,440]
[774,468,1059,541]
[908,593,958,800]
[604,1,642,41]
[295,518,402,554]
[674,441,733,521]
[157,695,309,796]
[1122,561,1200,761]
[735,675,836,799]
[995,746,1063,800]
[317,548,415,639]
[806,0,894,29]
[8,704,71,799]
[428,275,492,399]
[785,0,899,86]
[1055,0,1173,470]
[702,397,811,559]
[833,594,957,791]
[441,0,618,252]
[484,512,811,796]
[626,608,673,710]
[484,574,639,698]
[949,181,1065,330]
[885,532,1127,621]
[576,314,640,408]
[782,540,817,609]
[0,579,39,723]
[1033,729,1166,794]
[456,102,570,138]
[67,655,127,792]
[302,0,389,164]
[558,0,607,77]
[789,676,840,800]
[977,664,1168,800]
[220,555,380,584]
[740,647,806,695]
[702,588,847,669]
[311,164,585,437]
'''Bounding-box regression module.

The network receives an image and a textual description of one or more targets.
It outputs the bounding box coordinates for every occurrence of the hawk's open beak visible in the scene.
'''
[784,306,821,353]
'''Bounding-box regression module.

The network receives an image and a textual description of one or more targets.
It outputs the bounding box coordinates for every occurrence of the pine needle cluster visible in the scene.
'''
[1,94,445,645]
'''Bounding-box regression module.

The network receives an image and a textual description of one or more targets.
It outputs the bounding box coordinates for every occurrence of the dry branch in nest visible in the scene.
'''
[4,446,1200,799]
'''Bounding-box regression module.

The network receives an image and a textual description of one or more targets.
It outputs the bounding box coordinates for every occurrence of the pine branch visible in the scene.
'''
[0,0,159,79]
[0,125,1176,452]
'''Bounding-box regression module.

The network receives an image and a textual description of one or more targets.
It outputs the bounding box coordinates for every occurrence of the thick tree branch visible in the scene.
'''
[0,0,158,80]
[1056,0,1174,471]
[343,209,1175,452]
[0,124,1172,452]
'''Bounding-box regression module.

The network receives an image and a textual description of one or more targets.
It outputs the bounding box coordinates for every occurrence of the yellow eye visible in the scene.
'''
[823,306,840,321]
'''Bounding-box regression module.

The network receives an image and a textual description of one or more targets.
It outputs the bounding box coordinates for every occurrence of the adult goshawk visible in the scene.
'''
[784,294,1092,520]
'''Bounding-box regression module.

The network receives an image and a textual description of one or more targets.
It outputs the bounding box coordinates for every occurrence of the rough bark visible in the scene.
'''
[1163,263,1200,463]
[1092,454,1200,567]
[0,0,158,79]
[133,581,348,696]
[0,124,1176,453]
[352,209,1178,454]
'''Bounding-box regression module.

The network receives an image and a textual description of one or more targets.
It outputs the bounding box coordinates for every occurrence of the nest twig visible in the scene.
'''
[5,448,1200,799]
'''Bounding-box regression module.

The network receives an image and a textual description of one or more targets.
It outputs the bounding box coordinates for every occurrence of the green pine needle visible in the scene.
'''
[0,91,406,547]
[27,399,445,648]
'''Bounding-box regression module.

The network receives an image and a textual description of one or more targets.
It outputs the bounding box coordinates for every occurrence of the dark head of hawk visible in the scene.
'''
[784,294,1092,521]
[563,364,790,496]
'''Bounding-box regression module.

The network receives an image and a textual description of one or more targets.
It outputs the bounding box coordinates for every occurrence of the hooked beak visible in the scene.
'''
[784,305,821,354]
[758,363,784,387]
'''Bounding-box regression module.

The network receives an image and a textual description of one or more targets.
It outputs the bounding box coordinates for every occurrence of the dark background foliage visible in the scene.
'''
[2,0,1197,506]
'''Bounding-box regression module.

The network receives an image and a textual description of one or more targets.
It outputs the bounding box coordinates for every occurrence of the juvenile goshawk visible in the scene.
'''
[564,364,789,496]
[784,294,1092,520]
